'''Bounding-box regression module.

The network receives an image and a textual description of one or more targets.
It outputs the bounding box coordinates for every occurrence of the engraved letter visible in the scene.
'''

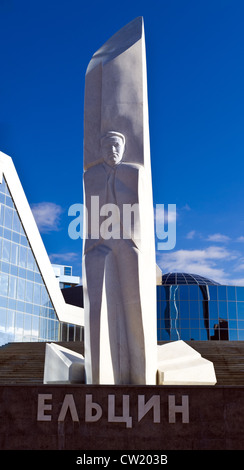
[85,394,103,422]
[37,394,52,421]
[138,395,160,423]
[108,394,132,428]
[58,394,79,422]
[168,395,189,423]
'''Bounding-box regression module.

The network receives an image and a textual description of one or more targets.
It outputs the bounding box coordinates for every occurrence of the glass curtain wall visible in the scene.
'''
[157,284,244,341]
[0,176,83,346]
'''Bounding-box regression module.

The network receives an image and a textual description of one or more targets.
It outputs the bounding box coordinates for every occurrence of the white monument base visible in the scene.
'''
[43,343,85,384]
[43,340,216,385]
[157,341,217,385]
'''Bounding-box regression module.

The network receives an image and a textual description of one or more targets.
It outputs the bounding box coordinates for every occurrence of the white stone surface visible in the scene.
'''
[83,17,157,385]
[157,341,217,385]
[43,343,85,384]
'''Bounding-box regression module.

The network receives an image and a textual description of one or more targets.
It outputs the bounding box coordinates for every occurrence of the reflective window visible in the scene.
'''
[218,286,227,301]
[228,301,237,319]
[156,281,244,341]
[237,302,244,319]
[236,287,244,302]
[179,285,189,301]
[227,286,236,301]
[0,176,61,346]
[188,285,199,300]
[218,301,228,319]
[0,175,82,346]
[208,286,218,301]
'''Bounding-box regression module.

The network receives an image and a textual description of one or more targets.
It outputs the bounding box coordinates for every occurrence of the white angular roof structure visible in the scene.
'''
[0,151,84,328]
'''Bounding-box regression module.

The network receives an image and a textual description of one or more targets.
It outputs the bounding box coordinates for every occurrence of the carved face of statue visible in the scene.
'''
[101,135,125,167]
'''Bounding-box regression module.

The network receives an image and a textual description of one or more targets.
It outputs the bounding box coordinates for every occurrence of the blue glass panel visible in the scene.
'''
[218,301,227,319]
[238,320,244,330]
[157,300,161,319]
[1,262,10,273]
[156,285,161,301]
[17,278,25,301]
[229,330,238,340]
[237,302,244,319]
[25,302,33,314]
[190,318,200,329]
[23,314,32,339]
[209,301,218,319]
[26,281,34,303]
[2,239,11,262]
[19,246,27,268]
[179,318,190,329]
[161,286,168,301]
[218,286,227,301]
[179,301,190,318]
[169,285,179,301]
[10,264,18,276]
[5,196,13,209]
[208,285,218,301]
[3,228,12,240]
[179,329,190,341]
[189,300,199,316]
[12,231,20,243]
[33,284,41,305]
[0,274,8,296]
[158,329,170,341]
[4,206,13,230]
[12,211,20,233]
[229,320,237,329]
[200,329,208,340]
[227,286,236,301]
[228,301,237,319]
[188,285,199,300]
[11,243,19,265]
[32,316,39,337]
[7,309,15,330]
[0,205,4,226]
[26,270,34,281]
[0,308,6,329]
[8,276,17,298]
[238,330,244,340]
[190,328,200,340]
[236,287,244,301]
[179,285,189,301]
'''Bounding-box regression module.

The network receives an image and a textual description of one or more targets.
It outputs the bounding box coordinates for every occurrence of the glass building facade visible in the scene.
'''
[157,273,244,341]
[0,175,82,346]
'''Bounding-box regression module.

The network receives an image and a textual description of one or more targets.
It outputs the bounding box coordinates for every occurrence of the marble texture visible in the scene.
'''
[83,18,157,385]
[157,341,217,385]
[43,343,85,384]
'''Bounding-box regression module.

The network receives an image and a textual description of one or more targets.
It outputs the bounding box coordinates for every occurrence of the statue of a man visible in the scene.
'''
[83,131,156,385]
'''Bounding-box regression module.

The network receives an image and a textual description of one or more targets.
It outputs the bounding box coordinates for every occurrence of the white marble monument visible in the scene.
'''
[44,17,217,387]
[83,17,157,385]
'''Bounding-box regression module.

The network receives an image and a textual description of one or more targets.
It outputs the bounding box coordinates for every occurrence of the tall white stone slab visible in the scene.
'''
[83,17,157,385]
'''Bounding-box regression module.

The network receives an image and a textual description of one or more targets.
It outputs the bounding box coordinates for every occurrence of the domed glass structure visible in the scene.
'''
[161,272,220,286]
[157,273,244,341]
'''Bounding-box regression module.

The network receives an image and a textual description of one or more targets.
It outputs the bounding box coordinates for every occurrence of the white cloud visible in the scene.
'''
[186,230,196,239]
[228,278,244,286]
[157,246,238,284]
[31,202,63,233]
[49,252,80,263]
[206,233,230,243]
[237,236,244,242]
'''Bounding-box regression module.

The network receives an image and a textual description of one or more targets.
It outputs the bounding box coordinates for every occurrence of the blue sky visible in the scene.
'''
[1,0,244,285]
